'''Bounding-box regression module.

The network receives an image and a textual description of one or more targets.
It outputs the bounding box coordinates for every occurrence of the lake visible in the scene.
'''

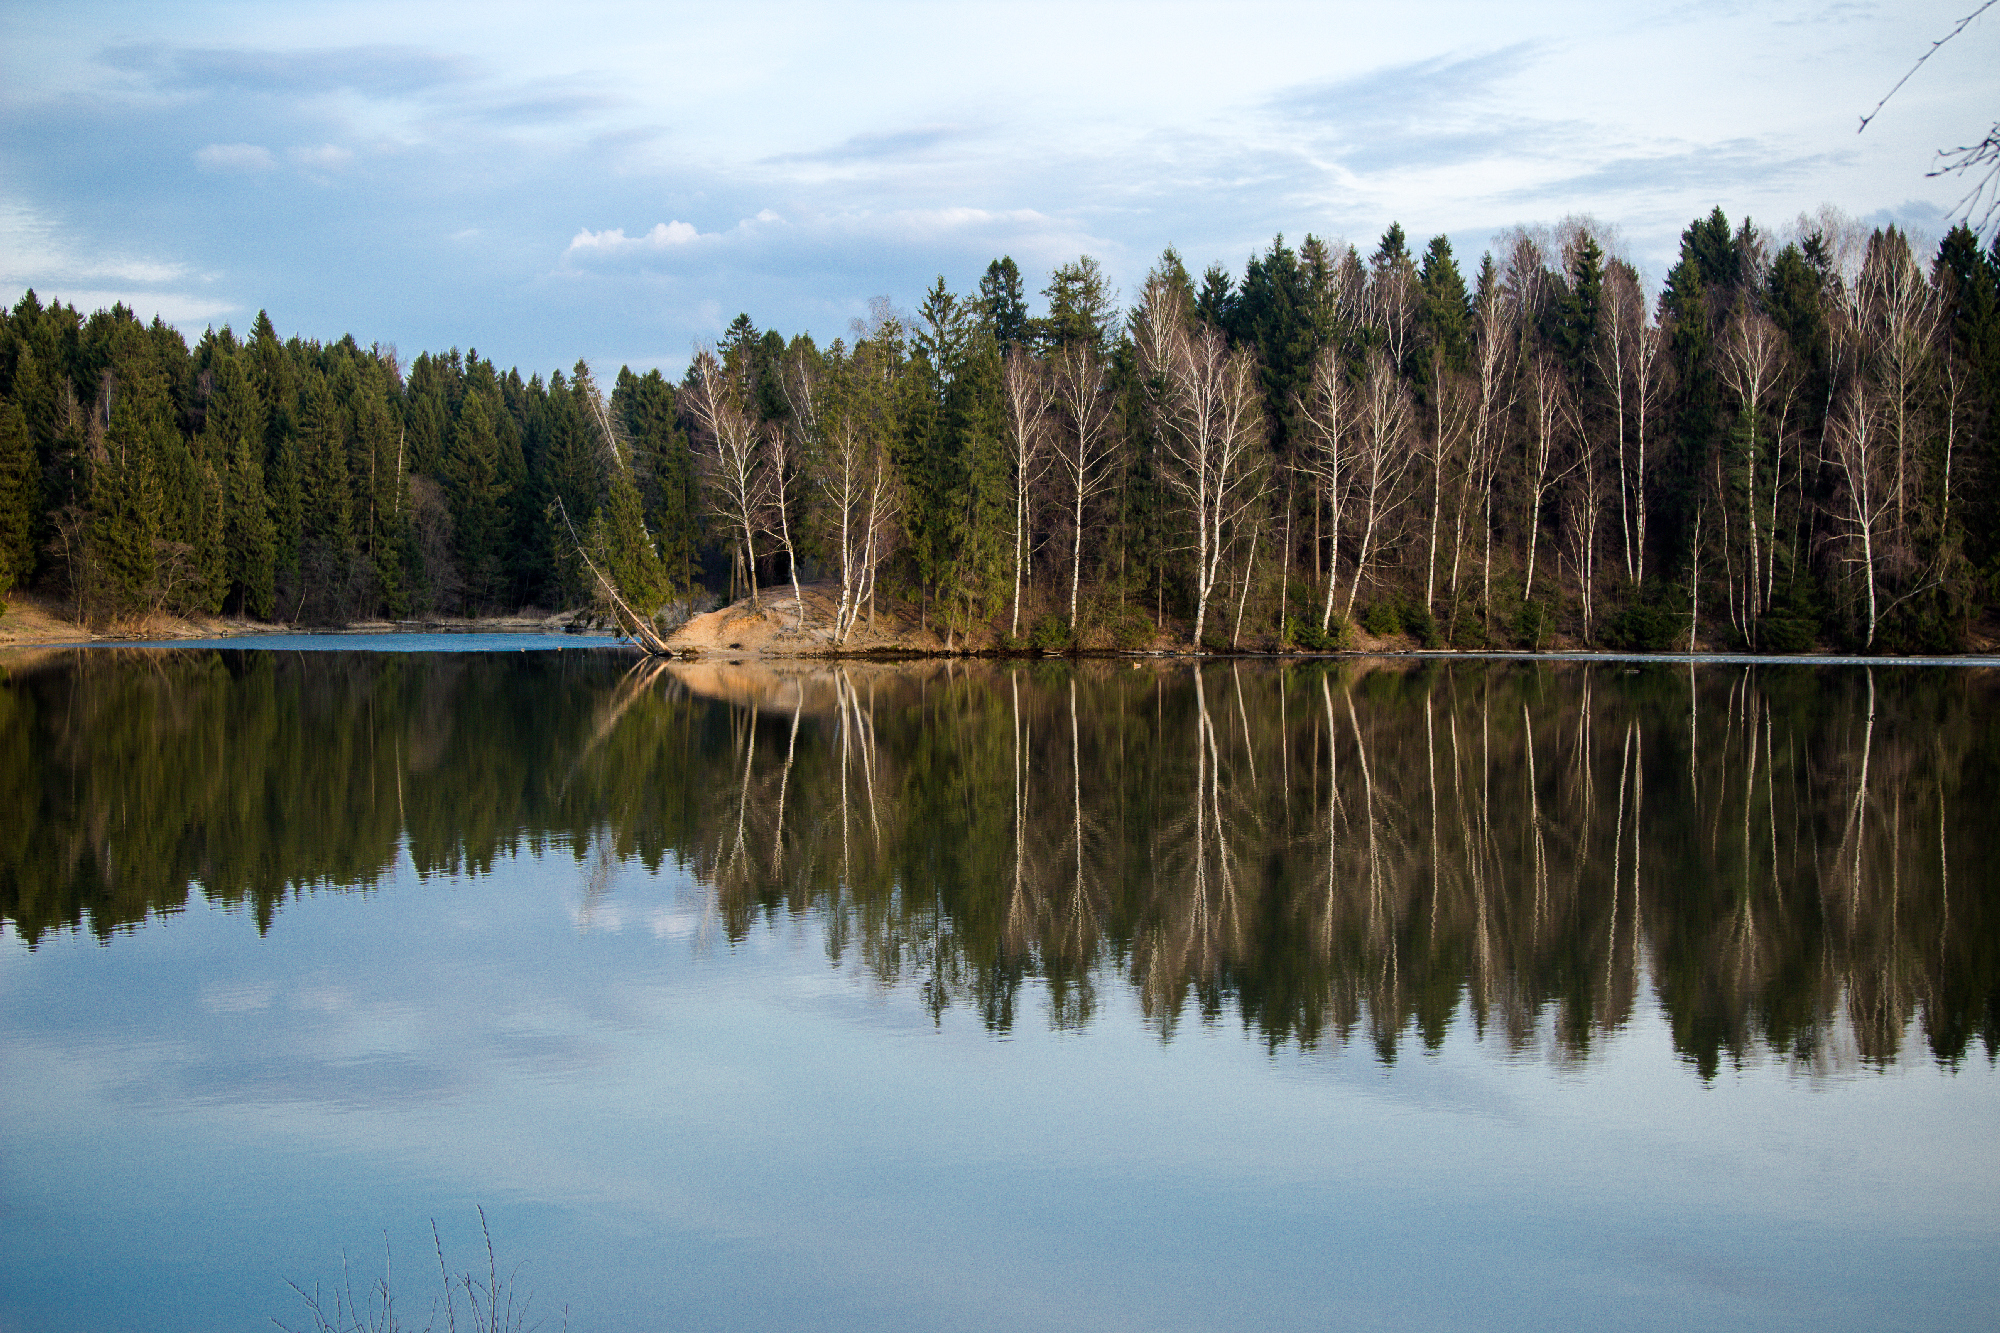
[2,642,1995,1332]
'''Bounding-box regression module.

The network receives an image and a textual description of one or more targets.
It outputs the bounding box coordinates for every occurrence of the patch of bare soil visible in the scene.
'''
[0,593,299,650]
[664,584,954,657]
[0,593,586,653]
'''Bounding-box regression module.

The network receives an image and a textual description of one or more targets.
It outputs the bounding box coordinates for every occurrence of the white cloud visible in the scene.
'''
[1,206,232,329]
[567,220,703,253]
[287,144,353,169]
[195,142,277,172]
[0,202,195,289]
[35,289,239,323]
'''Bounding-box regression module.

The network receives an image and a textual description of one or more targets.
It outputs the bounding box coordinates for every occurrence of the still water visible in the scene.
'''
[1,643,1995,1332]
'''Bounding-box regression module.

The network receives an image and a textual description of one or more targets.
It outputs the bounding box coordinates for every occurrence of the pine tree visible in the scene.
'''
[597,467,668,619]
[448,391,511,611]
[1040,257,1118,355]
[90,372,166,615]
[0,398,37,601]
[978,258,1030,351]
[615,366,696,592]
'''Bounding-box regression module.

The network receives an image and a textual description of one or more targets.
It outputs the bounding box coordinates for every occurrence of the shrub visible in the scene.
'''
[1602,602,1679,651]
[1029,613,1072,654]
[1359,601,1402,637]
[1107,609,1156,650]
[1285,614,1351,652]
[1401,599,1440,648]
[1513,600,1552,650]
[1601,581,1691,652]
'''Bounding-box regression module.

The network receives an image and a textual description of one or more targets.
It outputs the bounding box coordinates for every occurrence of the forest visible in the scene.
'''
[1,206,1997,653]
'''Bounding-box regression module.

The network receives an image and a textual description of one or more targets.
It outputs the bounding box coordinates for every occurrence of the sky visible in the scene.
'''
[2,0,1994,378]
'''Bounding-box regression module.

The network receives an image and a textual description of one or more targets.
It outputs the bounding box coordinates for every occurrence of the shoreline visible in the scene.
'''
[6,592,1996,667]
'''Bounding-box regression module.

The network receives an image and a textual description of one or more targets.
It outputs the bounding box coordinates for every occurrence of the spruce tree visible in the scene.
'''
[978,258,1029,351]
[448,391,510,611]
[0,398,37,601]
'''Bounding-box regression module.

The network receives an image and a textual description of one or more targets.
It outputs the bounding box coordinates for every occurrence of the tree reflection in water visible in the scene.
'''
[3,648,1994,1078]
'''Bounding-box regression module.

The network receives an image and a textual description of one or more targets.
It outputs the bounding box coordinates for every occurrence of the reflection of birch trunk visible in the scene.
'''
[1320,675,1343,958]
[724,703,756,885]
[1843,669,1876,927]
[1192,668,1212,952]
[1524,702,1547,937]
[1198,669,1242,948]
[1068,676,1091,957]
[1345,690,1394,1011]
[1609,721,1633,999]
[1007,671,1035,946]
[772,691,801,873]
[1445,702,1490,1009]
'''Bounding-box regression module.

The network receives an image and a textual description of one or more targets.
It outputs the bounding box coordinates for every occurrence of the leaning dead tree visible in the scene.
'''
[556,365,672,654]
[553,494,672,654]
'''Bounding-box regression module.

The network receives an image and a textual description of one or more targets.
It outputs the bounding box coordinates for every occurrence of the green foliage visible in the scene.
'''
[597,468,669,619]
[1029,613,1072,654]
[1759,580,1824,654]
[1038,256,1118,355]
[1602,595,1682,652]
[1359,600,1401,637]
[1285,614,1351,652]
[1401,598,1440,648]
[1513,599,1553,651]
[1104,607,1157,651]
[0,210,1996,648]
[0,398,36,602]
[978,257,1029,351]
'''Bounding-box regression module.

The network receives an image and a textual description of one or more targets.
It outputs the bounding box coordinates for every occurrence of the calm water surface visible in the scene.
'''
[2,644,1995,1332]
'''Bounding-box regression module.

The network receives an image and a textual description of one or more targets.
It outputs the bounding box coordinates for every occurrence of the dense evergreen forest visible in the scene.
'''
[3,206,1998,652]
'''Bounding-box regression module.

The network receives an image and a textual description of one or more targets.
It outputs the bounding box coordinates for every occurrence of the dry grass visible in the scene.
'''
[276,1207,564,1333]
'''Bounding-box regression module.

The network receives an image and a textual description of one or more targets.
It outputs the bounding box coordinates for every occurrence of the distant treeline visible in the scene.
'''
[1,206,1997,650]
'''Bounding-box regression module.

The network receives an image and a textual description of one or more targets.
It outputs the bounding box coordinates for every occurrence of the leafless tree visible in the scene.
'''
[1136,276,1269,646]
[999,348,1051,636]
[1343,349,1419,620]
[1595,261,1643,584]
[1299,344,1357,636]
[1719,308,1790,641]
[1857,229,1938,535]
[1051,344,1117,627]
[686,348,769,609]
[1447,277,1515,632]
[1827,379,1894,646]
[1521,351,1577,601]
[1422,363,1474,613]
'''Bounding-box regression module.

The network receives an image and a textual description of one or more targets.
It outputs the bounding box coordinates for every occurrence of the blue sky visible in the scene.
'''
[3,0,1993,377]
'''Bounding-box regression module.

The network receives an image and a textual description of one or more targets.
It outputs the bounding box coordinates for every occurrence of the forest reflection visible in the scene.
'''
[3,648,1995,1079]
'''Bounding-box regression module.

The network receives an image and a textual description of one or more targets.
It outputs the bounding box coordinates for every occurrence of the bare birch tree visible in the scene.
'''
[686,348,768,609]
[1136,276,1269,647]
[1447,277,1515,632]
[796,342,903,644]
[1828,379,1894,646]
[1521,351,1575,601]
[1719,308,1789,641]
[1596,262,1643,584]
[1001,347,1051,637]
[1299,343,1357,636]
[1858,229,1938,536]
[1343,349,1419,619]
[1051,343,1117,626]
[1422,365,1474,613]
